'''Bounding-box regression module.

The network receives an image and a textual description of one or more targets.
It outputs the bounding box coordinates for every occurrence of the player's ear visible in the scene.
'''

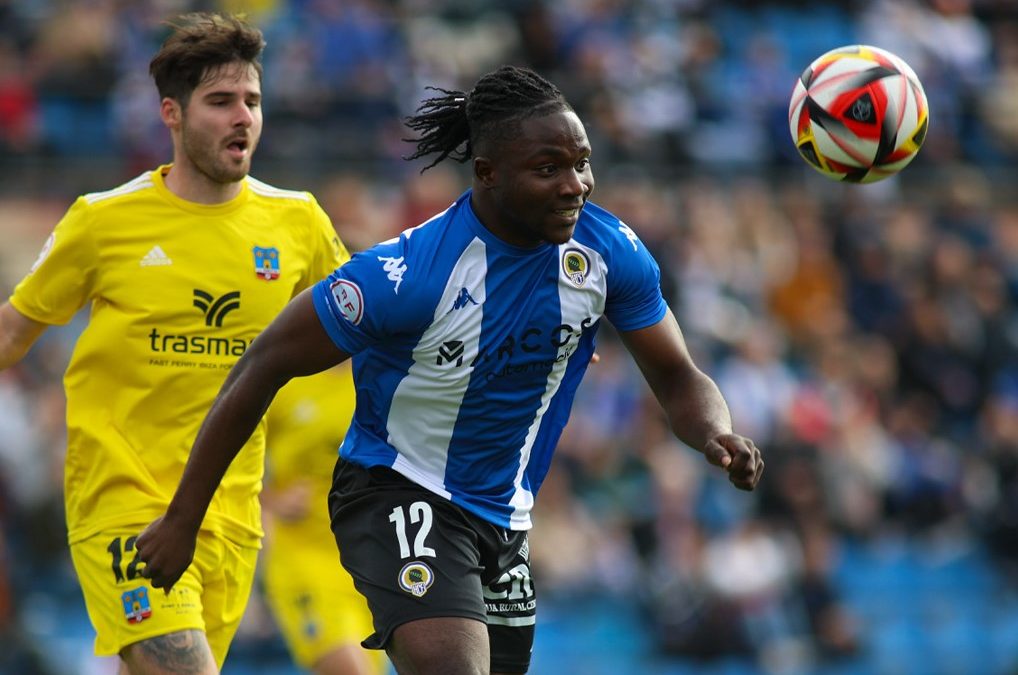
[160,98,182,130]
[474,156,496,189]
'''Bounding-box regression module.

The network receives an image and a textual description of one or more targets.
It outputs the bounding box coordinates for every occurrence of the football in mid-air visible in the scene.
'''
[788,44,929,183]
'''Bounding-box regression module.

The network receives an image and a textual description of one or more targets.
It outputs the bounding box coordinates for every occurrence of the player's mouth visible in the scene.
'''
[225,137,249,160]
[552,205,583,223]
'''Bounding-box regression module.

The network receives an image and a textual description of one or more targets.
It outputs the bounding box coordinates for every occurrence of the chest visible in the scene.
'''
[94,213,310,330]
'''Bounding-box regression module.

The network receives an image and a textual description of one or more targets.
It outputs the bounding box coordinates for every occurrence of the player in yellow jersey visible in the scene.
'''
[262,365,385,675]
[0,12,348,675]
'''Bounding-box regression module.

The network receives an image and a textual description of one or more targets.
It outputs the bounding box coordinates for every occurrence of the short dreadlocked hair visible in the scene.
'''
[404,65,572,172]
[149,12,265,108]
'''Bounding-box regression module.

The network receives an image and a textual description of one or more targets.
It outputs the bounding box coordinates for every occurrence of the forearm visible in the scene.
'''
[0,302,47,370]
[656,367,734,454]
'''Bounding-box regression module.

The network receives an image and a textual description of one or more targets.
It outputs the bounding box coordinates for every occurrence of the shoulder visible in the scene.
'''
[245,176,314,204]
[333,200,472,313]
[80,171,157,208]
[245,176,330,243]
[573,201,646,256]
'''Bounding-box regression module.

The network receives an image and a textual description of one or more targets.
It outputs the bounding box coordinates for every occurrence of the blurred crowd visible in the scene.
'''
[2,0,1018,673]
[1,0,1018,172]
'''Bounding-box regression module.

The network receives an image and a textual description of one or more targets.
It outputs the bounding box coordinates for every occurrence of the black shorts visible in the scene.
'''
[328,458,535,673]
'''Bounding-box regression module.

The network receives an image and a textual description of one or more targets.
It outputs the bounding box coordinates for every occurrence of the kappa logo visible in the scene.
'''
[518,536,530,562]
[193,290,240,327]
[398,561,435,597]
[378,255,407,293]
[140,245,172,267]
[450,287,478,312]
[437,340,465,366]
[619,223,640,251]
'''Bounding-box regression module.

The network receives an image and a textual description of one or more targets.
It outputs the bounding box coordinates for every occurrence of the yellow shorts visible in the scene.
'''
[70,527,258,667]
[262,528,378,670]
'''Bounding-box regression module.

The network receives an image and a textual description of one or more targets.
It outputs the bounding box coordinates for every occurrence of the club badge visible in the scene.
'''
[253,246,280,280]
[121,587,152,624]
[398,562,434,598]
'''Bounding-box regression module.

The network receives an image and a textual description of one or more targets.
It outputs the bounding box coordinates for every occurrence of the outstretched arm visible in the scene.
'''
[0,302,49,370]
[136,288,349,589]
[620,308,763,491]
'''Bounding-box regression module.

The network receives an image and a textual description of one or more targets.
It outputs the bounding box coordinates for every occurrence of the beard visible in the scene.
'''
[180,120,253,184]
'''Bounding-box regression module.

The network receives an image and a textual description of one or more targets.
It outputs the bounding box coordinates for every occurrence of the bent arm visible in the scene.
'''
[620,308,763,490]
[137,289,349,587]
[0,302,49,370]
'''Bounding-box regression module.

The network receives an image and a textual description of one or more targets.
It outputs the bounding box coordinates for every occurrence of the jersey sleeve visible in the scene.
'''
[301,195,349,291]
[9,197,99,325]
[603,221,668,332]
[311,237,430,355]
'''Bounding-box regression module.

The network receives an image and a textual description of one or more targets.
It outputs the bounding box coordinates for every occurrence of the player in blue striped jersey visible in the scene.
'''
[138,65,763,675]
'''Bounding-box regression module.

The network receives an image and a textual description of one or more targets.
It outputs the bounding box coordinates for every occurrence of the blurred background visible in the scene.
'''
[2,0,1018,673]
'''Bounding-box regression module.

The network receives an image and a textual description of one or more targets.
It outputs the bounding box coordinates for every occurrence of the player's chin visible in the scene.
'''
[542,222,577,245]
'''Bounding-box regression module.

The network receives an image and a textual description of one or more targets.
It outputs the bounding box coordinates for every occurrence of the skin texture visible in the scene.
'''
[136,106,763,675]
[471,110,594,248]
[161,61,262,204]
[0,301,47,369]
[118,630,216,675]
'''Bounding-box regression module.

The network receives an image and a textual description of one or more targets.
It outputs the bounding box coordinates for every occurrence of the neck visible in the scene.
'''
[470,190,541,249]
[163,161,243,205]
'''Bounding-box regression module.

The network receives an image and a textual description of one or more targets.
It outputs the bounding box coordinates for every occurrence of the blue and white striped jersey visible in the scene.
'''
[312,190,667,529]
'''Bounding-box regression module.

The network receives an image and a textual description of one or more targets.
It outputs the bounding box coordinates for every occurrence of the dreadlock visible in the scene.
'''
[404,65,571,172]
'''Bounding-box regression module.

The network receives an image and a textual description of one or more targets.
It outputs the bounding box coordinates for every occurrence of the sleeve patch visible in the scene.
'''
[330,279,364,325]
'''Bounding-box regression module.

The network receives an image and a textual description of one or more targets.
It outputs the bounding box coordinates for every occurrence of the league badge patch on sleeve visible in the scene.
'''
[253,246,281,280]
[121,587,153,623]
[330,279,363,325]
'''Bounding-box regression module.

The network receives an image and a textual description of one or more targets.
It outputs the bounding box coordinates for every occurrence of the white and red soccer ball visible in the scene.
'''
[789,44,929,183]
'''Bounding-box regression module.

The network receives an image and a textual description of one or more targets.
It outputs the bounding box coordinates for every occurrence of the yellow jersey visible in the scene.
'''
[264,363,355,547]
[10,165,348,547]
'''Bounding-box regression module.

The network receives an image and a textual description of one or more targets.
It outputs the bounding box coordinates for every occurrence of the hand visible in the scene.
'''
[702,433,764,491]
[134,514,199,591]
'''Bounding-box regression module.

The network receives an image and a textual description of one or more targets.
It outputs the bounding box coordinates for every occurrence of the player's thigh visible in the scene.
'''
[119,629,217,675]
[262,535,376,670]
[70,528,208,659]
[197,532,258,667]
[389,616,489,675]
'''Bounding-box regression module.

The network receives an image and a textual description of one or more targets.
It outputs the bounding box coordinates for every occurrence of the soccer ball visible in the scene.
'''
[788,45,929,183]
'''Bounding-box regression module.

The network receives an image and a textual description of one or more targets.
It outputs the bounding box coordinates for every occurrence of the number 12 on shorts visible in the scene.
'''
[388,501,436,559]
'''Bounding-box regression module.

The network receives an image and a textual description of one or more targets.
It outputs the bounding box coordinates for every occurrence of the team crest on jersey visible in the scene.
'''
[562,248,591,287]
[121,587,153,624]
[330,279,363,325]
[253,246,280,280]
[398,561,434,597]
